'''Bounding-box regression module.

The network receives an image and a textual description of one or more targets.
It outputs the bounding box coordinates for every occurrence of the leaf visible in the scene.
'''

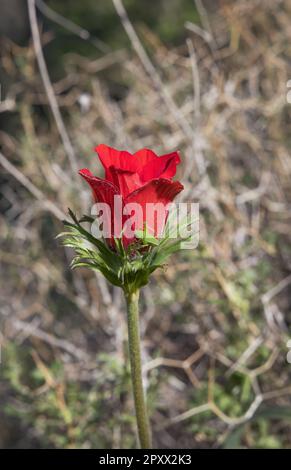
[79,214,95,223]
[135,230,159,246]
[223,426,245,449]
[64,213,123,271]
[58,208,193,293]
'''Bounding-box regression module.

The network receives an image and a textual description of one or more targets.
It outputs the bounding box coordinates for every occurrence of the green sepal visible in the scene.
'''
[58,209,195,294]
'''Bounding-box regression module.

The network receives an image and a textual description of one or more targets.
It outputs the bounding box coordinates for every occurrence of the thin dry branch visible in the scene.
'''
[36,0,110,53]
[0,151,65,220]
[112,0,193,140]
[12,319,89,361]
[27,0,79,176]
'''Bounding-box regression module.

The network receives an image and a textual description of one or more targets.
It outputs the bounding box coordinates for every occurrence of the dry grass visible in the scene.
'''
[1,0,291,448]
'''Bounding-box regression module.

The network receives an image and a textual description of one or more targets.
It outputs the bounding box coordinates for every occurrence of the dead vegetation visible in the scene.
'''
[1,0,291,448]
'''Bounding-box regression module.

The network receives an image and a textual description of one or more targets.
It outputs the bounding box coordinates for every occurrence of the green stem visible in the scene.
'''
[125,289,152,449]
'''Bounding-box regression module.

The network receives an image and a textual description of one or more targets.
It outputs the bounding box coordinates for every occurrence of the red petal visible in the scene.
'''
[95,145,181,183]
[132,148,157,171]
[95,145,164,176]
[79,168,119,206]
[95,144,136,181]
[140,151,181,182]
[108,167,143,198]
[79,168,123,248]
[124,178,184,237]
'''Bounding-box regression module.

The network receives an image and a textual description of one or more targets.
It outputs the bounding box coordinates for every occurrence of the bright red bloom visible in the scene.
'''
[79,144,183,247]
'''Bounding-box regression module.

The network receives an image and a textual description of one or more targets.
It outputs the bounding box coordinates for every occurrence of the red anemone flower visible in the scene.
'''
[79,144,184,247]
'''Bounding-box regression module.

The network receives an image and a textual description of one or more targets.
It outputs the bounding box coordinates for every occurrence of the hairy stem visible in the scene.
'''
[125,290,151,448]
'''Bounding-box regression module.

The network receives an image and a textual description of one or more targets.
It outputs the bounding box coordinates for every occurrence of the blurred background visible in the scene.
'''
[1,0,291,449]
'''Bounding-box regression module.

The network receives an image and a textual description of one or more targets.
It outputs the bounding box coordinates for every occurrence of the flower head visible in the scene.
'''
[59,145,189,293]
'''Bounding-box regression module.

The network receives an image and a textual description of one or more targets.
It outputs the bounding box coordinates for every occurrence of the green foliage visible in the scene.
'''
[223,407,291,449]
[189,372,255,424]
[2,343,152,448]
[47,0,199,49]
[2,0,290,450]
